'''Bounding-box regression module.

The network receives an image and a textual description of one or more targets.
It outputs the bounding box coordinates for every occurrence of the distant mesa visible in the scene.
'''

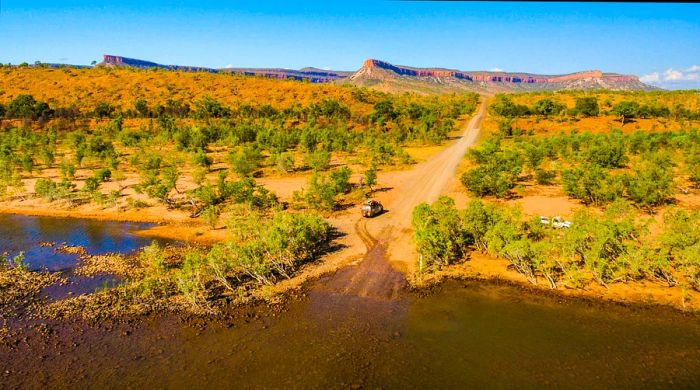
[98,55,351,83]
[349,58,652,93]
[95,54,654,93]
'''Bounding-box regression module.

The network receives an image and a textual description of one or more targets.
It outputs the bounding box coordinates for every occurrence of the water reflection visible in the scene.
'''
[0,214,170,271]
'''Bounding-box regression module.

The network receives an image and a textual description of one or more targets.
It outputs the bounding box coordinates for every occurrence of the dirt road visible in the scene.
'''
[331,99,486,297]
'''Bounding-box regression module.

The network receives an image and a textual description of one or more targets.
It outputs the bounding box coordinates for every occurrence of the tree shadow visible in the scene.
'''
[324,227,349,255]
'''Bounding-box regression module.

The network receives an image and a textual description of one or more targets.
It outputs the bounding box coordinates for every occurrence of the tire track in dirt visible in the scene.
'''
[328,99,486,299]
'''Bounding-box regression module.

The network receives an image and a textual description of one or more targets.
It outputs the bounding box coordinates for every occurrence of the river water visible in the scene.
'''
[0,214,171,299]
[1,217,699,388]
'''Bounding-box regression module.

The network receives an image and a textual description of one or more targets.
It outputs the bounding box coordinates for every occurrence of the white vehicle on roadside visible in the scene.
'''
[539,216,572,229]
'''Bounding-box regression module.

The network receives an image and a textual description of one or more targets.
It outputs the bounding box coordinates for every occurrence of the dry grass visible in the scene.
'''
[0,67,372,114]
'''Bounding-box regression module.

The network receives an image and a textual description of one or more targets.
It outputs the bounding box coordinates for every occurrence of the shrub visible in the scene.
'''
[532,98,566,117]
[573,97,599,117]
[304,150,331,171]
[93,102,115,119]
[200,205,220,229]
[229,146,263,177]
[192,149,213,168]
[461,144,523,198]
[611,101,640,124]
[623,156,674,210]
[413,196,472,269]
[34,178,68,201]
[562,164,624,206]
[94,168,112,182]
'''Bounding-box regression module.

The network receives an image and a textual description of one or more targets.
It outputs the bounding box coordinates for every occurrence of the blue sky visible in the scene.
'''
[1,1,699,89]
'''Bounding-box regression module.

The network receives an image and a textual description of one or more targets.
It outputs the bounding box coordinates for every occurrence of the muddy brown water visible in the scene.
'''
[2,219,700,388]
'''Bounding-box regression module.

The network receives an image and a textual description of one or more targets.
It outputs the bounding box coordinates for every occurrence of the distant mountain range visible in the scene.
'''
[97,54,655,93]
[98,55,352,83]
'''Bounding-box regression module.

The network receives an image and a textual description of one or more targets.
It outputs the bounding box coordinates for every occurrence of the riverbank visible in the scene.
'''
[2,198,699,318]
[414,251,700,312]
[2,276,699,389]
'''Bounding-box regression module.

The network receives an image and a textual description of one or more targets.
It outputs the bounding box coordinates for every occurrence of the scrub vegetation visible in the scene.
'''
[414,196,700,296]
[0,66,480,320]
[415,90,700,307]
[0,67,477,215]
[43,207,333,319]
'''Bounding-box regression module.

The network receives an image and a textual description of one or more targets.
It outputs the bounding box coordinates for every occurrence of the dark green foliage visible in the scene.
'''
[94,168,112,182]
[299,172,338,211]
[34,178,58,200]
[34,178,72,201]
[6,94,53,120]
[413,196,472,268]
[490,95,530,118]
[364,164,378,192]
[623,154,674,210]
[134,98,150,117]
[308,99,351,121]
[461,141,523,198]
[611,101,640,124]
[369,100,397,124]
[535,168,556,185]
[87,135,117,160]
[329,166,352,194]
[573,97,599,117]
[93,102,115,119]
[585,133,628,168]
[194,96,230,119]
[465,130,699,210]
[532,98,566,117]
[562,164,624,206]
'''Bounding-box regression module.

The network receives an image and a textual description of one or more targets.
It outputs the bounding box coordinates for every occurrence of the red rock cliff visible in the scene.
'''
[363,59,639,84]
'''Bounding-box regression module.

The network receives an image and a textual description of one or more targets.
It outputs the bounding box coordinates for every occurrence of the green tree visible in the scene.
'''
[624,157,674,210]
[562,164,624,206]
[364,164,378,193]
[229,146,263,177]
[533,98,566,117]
[304,150,331,171]
[611,101,640,125]
[134,98,150,117]
[412,196,472,269]
[574,97,600,117]
[93,102,115,119]
[330,166,352,194]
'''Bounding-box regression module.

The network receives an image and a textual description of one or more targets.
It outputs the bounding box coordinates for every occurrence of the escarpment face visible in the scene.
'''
[96,55,650,93]
[361,59,640,85]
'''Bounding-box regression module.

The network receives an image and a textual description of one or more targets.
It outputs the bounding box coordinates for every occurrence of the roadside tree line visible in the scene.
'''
[460,129,700,211]
[413,196,700,294]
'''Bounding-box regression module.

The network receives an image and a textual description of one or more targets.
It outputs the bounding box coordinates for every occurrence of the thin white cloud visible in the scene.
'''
[640,65,700,89]
[640,72,660,83]
[490,67,504,72]
[664,68,684,81]
[224,64,234,68]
